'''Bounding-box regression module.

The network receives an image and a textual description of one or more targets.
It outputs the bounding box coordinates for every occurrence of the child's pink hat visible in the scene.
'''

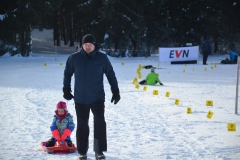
[56,101,67,111]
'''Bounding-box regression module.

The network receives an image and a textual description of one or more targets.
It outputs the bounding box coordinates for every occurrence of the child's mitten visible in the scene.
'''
[61,129,72,141]
[52,130,61,141]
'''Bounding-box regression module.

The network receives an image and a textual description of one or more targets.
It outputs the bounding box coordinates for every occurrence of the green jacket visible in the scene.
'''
[145,72,161,85]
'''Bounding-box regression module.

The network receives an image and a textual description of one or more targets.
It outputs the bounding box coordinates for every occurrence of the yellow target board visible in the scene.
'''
[228,123,236,132]
[136,69,141,74]
[133,78,138,81]
[187,107,192,114]
[206,100,213,106]
[174,99,180,106]
[153,90,158,95]
[207,110,214,119]
[138,74,142,79]
[135,84,140,89]
[143,86,148,91]
[165,92,170,97]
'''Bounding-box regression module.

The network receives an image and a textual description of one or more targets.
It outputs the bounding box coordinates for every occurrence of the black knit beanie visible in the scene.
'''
[82,34,96,46]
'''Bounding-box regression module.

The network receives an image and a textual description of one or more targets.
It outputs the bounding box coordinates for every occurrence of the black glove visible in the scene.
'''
[159,82,163,85]
[111,89,120,104]
[63,88,74,100]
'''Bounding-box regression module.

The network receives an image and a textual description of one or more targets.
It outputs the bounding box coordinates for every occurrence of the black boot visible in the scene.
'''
[67,139,72,147]
[139,80,147,85]
[45,138,55,147]
[79,153,87,160]
[95,151,106,160]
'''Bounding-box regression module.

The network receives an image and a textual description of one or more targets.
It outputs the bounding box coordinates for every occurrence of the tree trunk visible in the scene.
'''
[61,9,67,46]
[69,11,74,47]
[53,8,61,46]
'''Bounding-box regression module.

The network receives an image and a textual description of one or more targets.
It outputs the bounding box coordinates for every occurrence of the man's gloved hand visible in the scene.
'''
[159,82,163,85]
[63,88,74,100]
[111,89,120,104]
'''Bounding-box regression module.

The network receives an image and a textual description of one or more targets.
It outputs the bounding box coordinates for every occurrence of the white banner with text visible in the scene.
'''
[159,46,199,62]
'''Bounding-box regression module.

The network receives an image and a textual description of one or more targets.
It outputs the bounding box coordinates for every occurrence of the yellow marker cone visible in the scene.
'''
[60,62,63,66]
[175,99,180,106]
[44,63,47,66]
[184,64,187,66]
[121,62,124,65]
[153,90,158,95]
[228,123,236,132]
[187,107,192,114]
[206,100,213,106]
[214,64,217,68]
[165,92,170,97]
[135,84,140,89]
[143,86,147,91]
[211,66,213,69]
[207,110,214,119]
[204,68,207,71]
[183,69,186,73]
[192,68,194,71]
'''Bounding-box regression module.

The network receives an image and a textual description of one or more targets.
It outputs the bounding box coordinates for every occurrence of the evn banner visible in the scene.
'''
[159,46,199,62]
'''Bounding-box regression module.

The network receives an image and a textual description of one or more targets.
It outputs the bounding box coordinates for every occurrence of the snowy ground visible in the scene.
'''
[0,53,240,160]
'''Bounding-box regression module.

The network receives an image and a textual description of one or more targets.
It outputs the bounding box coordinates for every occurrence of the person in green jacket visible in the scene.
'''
[139,67,163,85]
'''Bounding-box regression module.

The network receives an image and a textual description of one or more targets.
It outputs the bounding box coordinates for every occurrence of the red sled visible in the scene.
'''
[41,141,77,154]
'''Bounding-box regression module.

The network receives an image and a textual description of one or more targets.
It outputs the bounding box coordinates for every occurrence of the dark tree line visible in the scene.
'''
[0,0,240,56]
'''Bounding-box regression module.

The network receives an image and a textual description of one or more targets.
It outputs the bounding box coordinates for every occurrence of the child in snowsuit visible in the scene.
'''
[139,67,163,85]
[45,101,75,147]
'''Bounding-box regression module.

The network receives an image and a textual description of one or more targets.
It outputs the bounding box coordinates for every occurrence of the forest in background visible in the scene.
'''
[0,0,240,57]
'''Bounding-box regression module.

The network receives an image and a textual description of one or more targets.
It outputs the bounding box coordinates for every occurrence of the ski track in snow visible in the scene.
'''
[106,85,218,160]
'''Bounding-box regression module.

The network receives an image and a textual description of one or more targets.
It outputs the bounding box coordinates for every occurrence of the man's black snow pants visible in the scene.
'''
[75,101,107,154]
[202,51,209,64]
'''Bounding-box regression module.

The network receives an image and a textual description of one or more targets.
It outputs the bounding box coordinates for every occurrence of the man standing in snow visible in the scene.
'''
[62,34,120,160]
[201,37,212,65]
